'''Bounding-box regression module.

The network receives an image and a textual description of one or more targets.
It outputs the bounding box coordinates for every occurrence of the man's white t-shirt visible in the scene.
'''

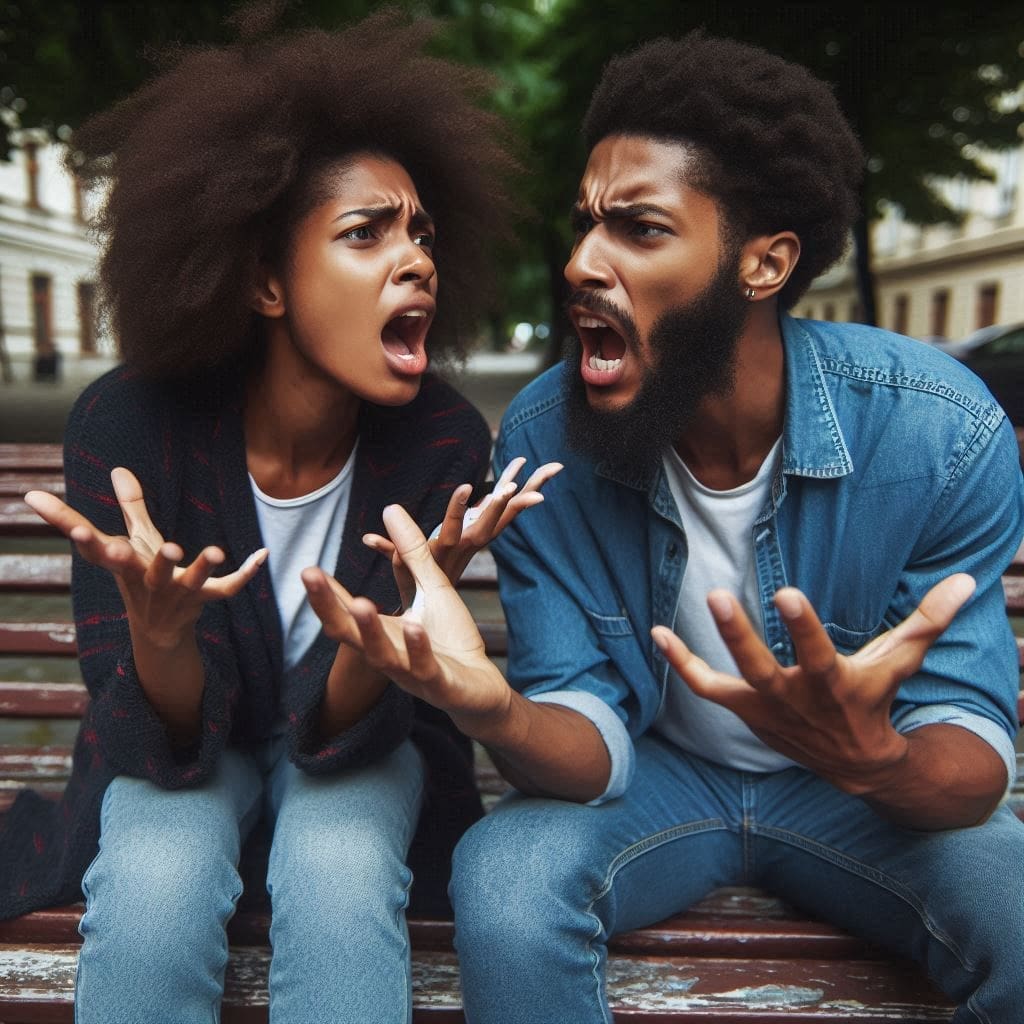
[654,438,797,771]
[250,445,357,671]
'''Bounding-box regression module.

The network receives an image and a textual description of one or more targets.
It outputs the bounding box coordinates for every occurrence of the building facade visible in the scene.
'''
[802,145,1024,341]
[0,129,110,371]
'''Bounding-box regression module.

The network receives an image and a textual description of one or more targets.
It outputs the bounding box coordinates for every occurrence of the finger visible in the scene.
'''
[465,480,518,540]
[435,484,473,549]
[179,546,225,592]
[494,491,545,535]
[860,573,976,674]
[706,591,785,695]
[301,566,361,642]
[23,490,111,548]
[110,467,163,548]
[350,597,408,672]
[143,542,183,591]
[651,626,756,708]
[403,620,441,682]
[773,588,839,679]
[381,504,450,591]
[518,461,563,495]
[201,548,269,599]
[362,533,397,558]
[495,456,527,489]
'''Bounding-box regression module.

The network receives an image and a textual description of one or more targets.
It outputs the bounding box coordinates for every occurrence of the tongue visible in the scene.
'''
[595,326,626,361]
[382,324,413,357]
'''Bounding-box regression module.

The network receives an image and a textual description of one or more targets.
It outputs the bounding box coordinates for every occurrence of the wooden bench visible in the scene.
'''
[1,442,1022,1022]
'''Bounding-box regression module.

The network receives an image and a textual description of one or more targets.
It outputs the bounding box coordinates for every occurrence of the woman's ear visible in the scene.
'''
[250,263,286,318]
[739,232,801,303]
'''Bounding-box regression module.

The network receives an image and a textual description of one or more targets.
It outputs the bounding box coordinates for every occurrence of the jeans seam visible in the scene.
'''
[583,818,727,1024]
[753,822,978,974]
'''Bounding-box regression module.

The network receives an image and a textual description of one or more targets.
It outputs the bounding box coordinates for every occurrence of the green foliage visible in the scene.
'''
[2,1,1022,332]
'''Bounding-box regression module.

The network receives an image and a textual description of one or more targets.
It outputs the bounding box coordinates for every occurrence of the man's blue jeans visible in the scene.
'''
[75,736,424,1024]
[451,734,1023,1024]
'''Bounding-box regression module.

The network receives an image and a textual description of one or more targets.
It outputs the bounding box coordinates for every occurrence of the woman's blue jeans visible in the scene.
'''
[75,736,424,1024]
[451,734,1023,1024]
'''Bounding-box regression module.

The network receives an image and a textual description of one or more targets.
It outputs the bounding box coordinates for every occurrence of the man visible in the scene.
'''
[319,31,1024,1023]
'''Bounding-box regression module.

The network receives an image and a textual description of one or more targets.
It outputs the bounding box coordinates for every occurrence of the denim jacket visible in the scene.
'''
[491,314,1024,801]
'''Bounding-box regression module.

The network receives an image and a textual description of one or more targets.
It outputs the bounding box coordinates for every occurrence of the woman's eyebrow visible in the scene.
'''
[333,204,434,227]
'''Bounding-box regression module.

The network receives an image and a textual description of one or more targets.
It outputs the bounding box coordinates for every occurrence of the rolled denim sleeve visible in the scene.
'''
[892,704,1018,792]
[530,690,635,803]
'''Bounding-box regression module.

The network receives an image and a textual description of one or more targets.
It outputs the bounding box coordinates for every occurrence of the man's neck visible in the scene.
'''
[674,315,785,491]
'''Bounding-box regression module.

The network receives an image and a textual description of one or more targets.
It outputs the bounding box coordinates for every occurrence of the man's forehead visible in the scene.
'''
[576,135,701,209]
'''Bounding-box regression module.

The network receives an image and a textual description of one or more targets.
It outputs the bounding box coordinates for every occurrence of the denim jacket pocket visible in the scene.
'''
[822,620,886,655]
[583,607,635,637]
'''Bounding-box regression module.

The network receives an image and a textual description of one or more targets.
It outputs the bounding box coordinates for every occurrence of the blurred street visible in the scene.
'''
[0,350,547,443]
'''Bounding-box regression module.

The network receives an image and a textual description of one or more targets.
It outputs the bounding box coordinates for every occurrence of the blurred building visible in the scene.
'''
[802,144,1024,341]
[0,129,110,376]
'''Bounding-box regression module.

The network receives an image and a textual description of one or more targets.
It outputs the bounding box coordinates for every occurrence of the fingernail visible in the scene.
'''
[651,630,668,652]
[707,593,733,622]
[775,589,802,620]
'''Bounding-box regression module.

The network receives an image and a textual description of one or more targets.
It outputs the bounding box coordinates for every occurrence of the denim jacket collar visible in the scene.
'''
[595,312,854,498]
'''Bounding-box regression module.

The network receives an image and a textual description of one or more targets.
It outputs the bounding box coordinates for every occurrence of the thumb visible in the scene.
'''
[381,504,450,591]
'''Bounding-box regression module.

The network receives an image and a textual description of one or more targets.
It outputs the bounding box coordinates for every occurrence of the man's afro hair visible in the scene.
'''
[583,31,864,308]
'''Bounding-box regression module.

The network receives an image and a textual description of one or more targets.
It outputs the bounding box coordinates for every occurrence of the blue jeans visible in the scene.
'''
[451,734,1024,1024]
[75,736,424,1024]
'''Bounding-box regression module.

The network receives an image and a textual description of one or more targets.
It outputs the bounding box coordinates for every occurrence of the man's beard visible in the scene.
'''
[563,252,749,477]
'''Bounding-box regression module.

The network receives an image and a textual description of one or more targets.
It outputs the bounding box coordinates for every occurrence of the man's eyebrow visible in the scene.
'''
[571,201,672,223]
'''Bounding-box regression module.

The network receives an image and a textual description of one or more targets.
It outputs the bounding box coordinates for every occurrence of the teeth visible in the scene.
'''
[588,355,622,372]
[578,316,607,328]
[399,310,428,319]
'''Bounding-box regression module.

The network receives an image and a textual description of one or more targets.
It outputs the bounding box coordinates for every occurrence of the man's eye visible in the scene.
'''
[414,232,435,250]
[630,222,667,238]
[342,225,375,242]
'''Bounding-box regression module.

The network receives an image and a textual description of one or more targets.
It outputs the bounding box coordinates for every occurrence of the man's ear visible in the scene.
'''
[250,263,286,318]
[739,232,801,303]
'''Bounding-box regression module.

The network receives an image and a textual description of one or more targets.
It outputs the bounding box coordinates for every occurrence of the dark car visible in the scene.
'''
[942,322,1024,425]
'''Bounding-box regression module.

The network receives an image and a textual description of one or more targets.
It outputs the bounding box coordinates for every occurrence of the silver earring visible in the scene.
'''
[745,287,756,299]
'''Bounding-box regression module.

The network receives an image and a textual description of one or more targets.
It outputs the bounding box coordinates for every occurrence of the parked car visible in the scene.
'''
[942,322,1024,425]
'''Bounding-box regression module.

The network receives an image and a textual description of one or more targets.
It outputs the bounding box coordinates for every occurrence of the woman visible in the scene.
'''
[2,8,554,1022]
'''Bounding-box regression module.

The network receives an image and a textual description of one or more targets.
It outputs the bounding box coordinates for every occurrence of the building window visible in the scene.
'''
[823,302,835,321]
[976,283,998,330]
[930,289,950,339]
[848,299,864,324]
[893,294,910,335]
[78,281,97,354]
[802,307,814,319]
[31,274,53,353]
[24,142,41,209]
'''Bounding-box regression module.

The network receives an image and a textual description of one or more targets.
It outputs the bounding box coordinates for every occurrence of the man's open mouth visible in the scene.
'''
[572,308,629,386]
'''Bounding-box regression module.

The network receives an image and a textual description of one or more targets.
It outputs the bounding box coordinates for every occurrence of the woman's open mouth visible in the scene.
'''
[381,309,431,376]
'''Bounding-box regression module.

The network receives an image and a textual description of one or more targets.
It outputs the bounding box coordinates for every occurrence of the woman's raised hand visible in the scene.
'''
[24,467,266,648]
[362,457,562,610]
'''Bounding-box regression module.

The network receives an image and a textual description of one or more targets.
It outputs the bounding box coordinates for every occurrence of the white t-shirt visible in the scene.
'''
[250,445,357,670]
[654,438,796,771]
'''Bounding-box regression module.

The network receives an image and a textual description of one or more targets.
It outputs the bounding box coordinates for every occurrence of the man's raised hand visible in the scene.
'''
[651,574,976,795]
[302,503,511,726]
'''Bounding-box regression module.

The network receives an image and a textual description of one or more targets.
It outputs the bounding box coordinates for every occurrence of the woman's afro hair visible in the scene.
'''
[583,31,864,308]
[71,5,518,379]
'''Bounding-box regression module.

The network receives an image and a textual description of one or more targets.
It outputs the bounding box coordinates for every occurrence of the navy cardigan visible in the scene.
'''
[0,366,491,919]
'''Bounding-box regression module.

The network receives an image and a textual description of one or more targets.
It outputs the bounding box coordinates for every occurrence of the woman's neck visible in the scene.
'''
[244,337,361,500]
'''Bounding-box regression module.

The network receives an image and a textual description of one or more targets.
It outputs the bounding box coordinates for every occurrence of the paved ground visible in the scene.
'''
[0,351,548,443]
